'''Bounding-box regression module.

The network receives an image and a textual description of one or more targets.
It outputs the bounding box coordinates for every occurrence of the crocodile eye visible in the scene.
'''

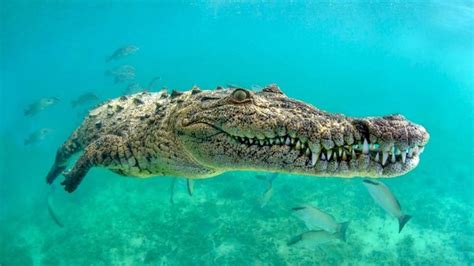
[231,89,250,102]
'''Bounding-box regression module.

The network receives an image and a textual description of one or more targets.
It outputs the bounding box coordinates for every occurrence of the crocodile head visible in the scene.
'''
[174,84,429,179]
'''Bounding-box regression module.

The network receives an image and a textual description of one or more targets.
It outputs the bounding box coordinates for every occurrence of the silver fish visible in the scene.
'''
[288,226,349,248]
[24,128,53,145]
[24,97,59,116]
[123,82,142,95]
[292,204,348,234]
[106,65,136,84]
[256,173,278,208]
[71,92,100,108]
[363,179,412,233]
[106,45,139,62]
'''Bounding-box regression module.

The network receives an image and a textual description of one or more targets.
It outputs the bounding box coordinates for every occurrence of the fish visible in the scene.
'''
[292,204,349,234]
[123,82,142,95]
[71,92,100,108]
[24,128,53,145]
[145,76,161,91]
[287,226,349,248]
[47,186,64,228]
[256,173,278,208]
[106,45,139,62]
[24,97,59,116]
[106,65,136,84]
[363,179,412,233]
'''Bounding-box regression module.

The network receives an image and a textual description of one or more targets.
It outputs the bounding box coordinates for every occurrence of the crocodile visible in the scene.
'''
[45,84,429,193]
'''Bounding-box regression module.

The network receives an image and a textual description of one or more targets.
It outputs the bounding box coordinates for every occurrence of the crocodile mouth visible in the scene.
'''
[220,130,426,177]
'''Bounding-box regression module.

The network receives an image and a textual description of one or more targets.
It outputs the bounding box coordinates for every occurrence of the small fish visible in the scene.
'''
[145,76,161,91]
[256,173,278,208]
[24,97,59,116]
[123,82,142,95]
[47,186,63,228]
[106,65,136,84]
[363,179,412,233]
[24,128,53,145]
[292,204,348,234]
[71,92,100,108]
[106,45,139,62]
[287,226,349,248]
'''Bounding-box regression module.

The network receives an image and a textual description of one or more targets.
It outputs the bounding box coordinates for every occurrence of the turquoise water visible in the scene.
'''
[1,1,473,264]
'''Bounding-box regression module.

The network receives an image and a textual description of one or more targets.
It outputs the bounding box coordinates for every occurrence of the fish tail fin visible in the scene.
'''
[287,234,303,246]
[337,221,350,242]
[398,214,412,233]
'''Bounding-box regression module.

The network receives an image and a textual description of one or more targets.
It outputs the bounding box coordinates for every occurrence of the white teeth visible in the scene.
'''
[390,145,395,155]
[338,147,342,157]
[275,138,280,145]
[401,151,406,163]
[395,147,401,155]
[311,151,318,166]
[295,140,301,150]
[362,138,369,154]
[419,147,425,154]
[290,138,296,145]
[280,137,285,143]
[375,152,380,162]
[321,153,326,160]
[327,150,332,160]
[382,152,388,165]
[351,149,356,158]
[305,148,310,156]
[249,138,254,144]
[408,147,413,157]
[391,152,396,163]
[269,139,274,145]
[342,150,347,161]
[259,140,264,146]
[285,137,291,145]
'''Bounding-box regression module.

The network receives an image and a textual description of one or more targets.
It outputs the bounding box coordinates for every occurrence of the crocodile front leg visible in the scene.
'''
[61,135,127,192]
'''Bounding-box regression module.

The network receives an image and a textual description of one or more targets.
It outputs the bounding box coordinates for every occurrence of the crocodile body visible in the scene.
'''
[45,85,429,192]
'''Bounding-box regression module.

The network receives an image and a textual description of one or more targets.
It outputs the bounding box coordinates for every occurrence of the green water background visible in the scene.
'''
[1,1,473,264]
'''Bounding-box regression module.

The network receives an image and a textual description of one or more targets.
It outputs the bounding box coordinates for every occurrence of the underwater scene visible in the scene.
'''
[1,1,473,265]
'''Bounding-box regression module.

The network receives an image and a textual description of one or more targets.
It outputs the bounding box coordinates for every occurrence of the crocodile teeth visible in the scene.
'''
[342,151,347,161]
[401,151,407,163]
[375,152,380,162]
[351,149,356,158]
[285,137,291,145]
[249,138,254,144]
[327,150,332,161]
[362,138,369,154]
[321,153,326,161]
[408,148,413,157]
[338,147,342,157]
[391,152,396,163]
[259,139,264,146]
[290,138,296,145]
[269,139,274,145]
[305,147,310,156]
[275,138,281,145]
[311,151,318,166]
[382,152,389,165]
[280,137,285,143]
[419,147,425,154]
[295,140,301,150]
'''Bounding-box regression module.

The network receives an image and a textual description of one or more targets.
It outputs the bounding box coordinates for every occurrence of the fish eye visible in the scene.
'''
[231,89,250,102]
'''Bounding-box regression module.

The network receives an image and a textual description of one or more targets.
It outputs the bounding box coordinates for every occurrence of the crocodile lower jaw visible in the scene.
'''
[226,132,425,177]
